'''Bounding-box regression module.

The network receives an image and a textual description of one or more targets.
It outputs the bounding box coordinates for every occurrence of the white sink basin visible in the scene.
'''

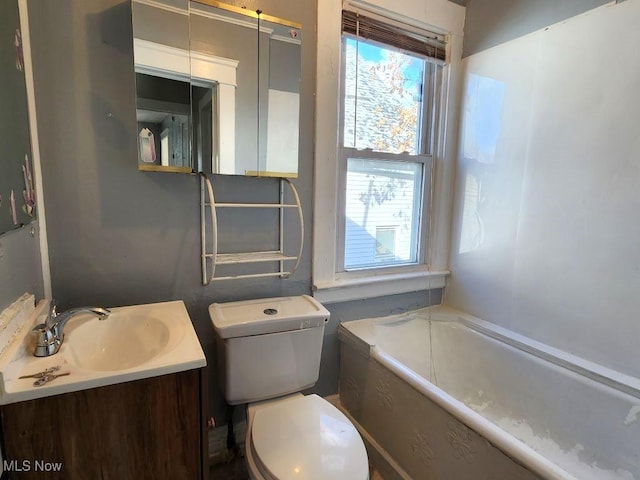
[0,300,206,405]
[65,312,180,371]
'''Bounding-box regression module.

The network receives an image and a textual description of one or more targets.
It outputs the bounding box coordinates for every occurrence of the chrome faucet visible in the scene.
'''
[32,301,110,357]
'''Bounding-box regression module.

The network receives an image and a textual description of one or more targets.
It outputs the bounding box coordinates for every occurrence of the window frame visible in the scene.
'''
[336,35,442,275]
[336,149,431,274]
[313,2,459,304]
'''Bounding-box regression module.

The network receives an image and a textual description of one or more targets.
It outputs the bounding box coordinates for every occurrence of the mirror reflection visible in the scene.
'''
[188,1,256,175]
[136,73,190,170]
[258,17,301,177]
[132,0,196,173]
[131,0,301,176]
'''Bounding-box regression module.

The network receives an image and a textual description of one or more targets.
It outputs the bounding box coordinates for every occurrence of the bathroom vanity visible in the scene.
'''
[0,368,207,479]
[0,299,208,479]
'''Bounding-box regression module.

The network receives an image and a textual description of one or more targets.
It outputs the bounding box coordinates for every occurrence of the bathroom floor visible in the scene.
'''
[209,456,248,479]
[209,456,384,479]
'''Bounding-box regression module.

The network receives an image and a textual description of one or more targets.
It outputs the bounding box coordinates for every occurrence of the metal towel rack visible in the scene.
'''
[199,173,303,284]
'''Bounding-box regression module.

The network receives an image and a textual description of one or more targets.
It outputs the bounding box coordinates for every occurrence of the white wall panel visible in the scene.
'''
[447,0,640,378]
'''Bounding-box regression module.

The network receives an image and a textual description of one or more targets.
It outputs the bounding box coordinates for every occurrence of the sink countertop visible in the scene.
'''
[0,300,206,405]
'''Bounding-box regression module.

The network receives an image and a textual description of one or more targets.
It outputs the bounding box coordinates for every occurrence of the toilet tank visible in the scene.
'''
[209,295,330,405]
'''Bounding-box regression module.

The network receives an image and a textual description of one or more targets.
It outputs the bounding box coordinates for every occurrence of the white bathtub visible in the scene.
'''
[338,306,640,480]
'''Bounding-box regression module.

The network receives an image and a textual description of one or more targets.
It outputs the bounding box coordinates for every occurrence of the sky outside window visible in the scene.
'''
[343,37,425,154]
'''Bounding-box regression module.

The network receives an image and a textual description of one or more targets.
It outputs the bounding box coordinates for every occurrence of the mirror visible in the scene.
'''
[257,17,302,178]
[131,0,301,176]
[0,0,36,234]
[188,1,256,175]
[132,0,196,173]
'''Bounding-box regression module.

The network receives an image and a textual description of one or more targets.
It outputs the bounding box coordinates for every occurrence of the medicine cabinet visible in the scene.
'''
[131,0,302,177]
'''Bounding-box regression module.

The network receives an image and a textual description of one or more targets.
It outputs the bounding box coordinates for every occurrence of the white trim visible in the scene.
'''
[344,0,465,36]
[313,270,448,304]
[190,51,238,86]
[133,39,239,86]
[344,0,449,37]
[134,38,191,80]
[133,0,189,16]
[19,0,51,299]
[313,0,342,292]
[133,38,239,172]
[313,1,461,302]
[271,34,302,46]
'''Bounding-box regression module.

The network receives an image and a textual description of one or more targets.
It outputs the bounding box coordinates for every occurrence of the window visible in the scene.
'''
[312,4,454,303]
[338,11,444,273]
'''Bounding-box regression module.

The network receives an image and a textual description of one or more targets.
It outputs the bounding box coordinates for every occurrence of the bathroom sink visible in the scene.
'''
[0,300,205,405]
[65,312,178,371]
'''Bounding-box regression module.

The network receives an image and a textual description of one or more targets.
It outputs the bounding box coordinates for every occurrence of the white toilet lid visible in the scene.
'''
[251,394,368,480]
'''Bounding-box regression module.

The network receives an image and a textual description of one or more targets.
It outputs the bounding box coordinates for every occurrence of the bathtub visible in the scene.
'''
[337,306,640,480]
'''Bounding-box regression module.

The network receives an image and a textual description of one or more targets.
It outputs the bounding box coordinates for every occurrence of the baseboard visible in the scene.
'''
[326,394,412,480]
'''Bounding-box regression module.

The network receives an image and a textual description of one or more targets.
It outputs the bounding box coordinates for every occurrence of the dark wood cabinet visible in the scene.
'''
[0,368,207,480]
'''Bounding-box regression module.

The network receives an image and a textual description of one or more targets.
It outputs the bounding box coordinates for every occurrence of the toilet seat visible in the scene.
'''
[247,394,368,480]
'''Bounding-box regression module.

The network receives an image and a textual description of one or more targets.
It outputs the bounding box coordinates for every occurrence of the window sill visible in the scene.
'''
[312,269,449,304]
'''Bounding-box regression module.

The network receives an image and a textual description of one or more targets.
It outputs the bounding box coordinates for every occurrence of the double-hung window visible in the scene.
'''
[312,6,451,303]
[338,11,445,274]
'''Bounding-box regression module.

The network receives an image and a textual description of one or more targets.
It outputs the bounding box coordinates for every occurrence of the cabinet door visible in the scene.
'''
[0,369,206,480]
[257,17,302,178]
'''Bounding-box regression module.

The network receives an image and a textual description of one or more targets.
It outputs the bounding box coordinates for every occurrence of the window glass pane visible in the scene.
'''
[343,37,425,155]
[344,158,423,269]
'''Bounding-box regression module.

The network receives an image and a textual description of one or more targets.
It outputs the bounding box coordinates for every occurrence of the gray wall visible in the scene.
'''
[27,0,439,422]
[462,0,609,56]
[0,0,43,311]
[0,224,43,311]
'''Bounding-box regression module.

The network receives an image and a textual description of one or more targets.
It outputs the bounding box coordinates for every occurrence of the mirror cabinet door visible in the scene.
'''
[189,1,258,176]
[132,0,194,173]
[131,0,301,177]
[257,17,302,178]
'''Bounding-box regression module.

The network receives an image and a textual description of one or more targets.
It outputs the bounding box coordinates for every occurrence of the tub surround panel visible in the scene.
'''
[448,0,640,380]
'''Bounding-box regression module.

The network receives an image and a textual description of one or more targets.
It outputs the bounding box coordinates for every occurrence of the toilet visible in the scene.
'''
[209,295,369,480]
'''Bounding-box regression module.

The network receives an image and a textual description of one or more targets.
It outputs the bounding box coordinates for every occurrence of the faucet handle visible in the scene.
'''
[32,322,57,346]
[32,322,61,357]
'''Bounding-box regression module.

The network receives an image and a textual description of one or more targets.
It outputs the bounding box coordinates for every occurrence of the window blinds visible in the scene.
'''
[341,10,446,63]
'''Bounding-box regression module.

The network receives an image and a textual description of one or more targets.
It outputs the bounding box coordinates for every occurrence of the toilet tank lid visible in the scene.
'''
[209,295,330,339]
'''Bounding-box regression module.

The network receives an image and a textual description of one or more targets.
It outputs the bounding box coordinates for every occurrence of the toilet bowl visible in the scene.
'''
[209,296,370,480]
[244,394,368,480]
